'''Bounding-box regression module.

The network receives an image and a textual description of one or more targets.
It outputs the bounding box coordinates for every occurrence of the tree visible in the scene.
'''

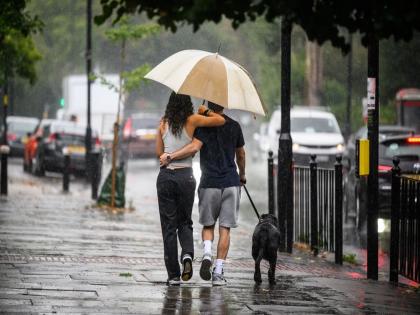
[95,17,160,208]
[0,0,42,86]
[305,41,323,106]
[0,0,42,43]
[95,0,420,53]
[0,31,42,86]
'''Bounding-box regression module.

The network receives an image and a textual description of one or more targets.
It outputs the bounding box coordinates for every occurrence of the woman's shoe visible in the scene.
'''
[167,276,181,286]
[181,256,193,281]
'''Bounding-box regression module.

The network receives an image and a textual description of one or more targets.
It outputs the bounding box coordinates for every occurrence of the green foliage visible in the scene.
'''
[98,17,160,115]
[380,34,420,102]
[0,0,43,40]
[105,18,161,42]
[96,0,420,52]
[379,101,397,125]
[122,65,151,93]
[342,253,357,265]
[0,31,42,85]
[10,0,420,130]
[0,0,43,85]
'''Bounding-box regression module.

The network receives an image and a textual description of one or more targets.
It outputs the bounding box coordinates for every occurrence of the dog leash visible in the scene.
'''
[243,185,261,220]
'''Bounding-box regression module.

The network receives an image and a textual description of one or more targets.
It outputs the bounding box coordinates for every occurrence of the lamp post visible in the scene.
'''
[346,34,353,141]
[278,18,293,253]
[366,33,379,280]
[86,0,93,194]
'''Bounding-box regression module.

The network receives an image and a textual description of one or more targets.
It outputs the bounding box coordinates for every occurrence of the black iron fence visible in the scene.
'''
[292,155,343,264]
[390,158,420,284]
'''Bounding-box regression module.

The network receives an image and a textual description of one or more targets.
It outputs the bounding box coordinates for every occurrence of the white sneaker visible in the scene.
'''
[212,269,227,286]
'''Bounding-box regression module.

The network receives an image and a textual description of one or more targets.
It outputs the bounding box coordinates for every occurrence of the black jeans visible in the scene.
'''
[156,167,196,279]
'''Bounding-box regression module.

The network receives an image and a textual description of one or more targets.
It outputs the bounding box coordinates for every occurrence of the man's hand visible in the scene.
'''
[240,174,247,185]
[159,153,171,167]
[198,105,208,115]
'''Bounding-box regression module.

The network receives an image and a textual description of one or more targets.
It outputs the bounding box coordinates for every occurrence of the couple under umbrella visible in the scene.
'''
[146,49,266,285]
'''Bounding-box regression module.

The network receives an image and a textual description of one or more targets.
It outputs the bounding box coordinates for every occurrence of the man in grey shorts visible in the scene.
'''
[160,101,246,286]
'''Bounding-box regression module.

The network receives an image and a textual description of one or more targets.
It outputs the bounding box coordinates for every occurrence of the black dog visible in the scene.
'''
[252,213,281,285]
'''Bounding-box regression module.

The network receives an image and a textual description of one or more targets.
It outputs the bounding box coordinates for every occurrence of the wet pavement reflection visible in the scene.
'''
[0,157,418,314]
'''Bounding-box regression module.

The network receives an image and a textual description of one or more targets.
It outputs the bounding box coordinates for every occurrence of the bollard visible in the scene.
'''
[0,145,9,195]
[389,157,401,283]
[310,154,318,256]
[63,148,70,193]
[334,155,343,265]
[268,151,275,215]
[91,151,102,200]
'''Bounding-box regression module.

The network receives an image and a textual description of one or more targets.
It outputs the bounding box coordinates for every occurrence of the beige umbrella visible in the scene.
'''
[145,49,267,116]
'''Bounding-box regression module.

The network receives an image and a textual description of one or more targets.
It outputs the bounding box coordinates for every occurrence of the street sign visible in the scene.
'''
[367,77,376,110]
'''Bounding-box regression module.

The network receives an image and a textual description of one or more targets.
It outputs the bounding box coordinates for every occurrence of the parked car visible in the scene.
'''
[23,119,100,176]
[345,134,420,229]
[268,107,345,167]
[3,116,39,157]
[122,113,160,158]
[344,125,415,169]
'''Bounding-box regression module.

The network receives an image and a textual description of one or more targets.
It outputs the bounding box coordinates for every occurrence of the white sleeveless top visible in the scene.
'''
[162,123,192,169]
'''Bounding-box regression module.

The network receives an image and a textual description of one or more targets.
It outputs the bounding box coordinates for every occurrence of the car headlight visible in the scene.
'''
[292,143,300,152]
[336,143,345,152]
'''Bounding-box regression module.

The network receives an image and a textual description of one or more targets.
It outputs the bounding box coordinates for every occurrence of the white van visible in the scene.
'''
[268,106,345,167]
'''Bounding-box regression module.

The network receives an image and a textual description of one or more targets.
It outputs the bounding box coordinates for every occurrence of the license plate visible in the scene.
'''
[317,155,329,162]
[67,146,86,154]
[141,134,156,140]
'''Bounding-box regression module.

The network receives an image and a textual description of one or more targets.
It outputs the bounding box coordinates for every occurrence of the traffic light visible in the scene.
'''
[59,98,65,107]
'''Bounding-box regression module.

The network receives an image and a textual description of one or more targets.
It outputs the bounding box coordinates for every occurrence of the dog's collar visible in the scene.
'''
[258,219,278,229]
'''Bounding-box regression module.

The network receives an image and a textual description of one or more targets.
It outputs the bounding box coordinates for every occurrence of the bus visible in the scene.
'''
[396,88,420,132]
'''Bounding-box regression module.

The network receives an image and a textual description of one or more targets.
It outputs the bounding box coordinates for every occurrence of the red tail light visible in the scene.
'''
[95,137,101,146]
[7,133,16,141]
[123,118,132,139]
[407,137,420,144]
[378,165,392,172]
[47,133,57,143]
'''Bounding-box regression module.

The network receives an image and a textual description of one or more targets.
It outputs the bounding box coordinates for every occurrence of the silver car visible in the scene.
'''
[268,107,345,167]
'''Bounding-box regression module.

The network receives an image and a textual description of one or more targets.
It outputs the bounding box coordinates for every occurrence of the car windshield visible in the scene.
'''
[51,123,86,135]
[8,121,38,136]
[291,117,340,133]
[132,118,159,129]
[380,141,420,159]
[402,106,420,132]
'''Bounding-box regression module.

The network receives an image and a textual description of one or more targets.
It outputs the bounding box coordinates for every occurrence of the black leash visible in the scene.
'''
[243,185,260,220]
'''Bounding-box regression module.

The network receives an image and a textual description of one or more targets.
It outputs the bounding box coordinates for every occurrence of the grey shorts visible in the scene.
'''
[198,186,241,228]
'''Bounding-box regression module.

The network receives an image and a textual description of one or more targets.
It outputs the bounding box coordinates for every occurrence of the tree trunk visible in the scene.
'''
[305,41,323,106]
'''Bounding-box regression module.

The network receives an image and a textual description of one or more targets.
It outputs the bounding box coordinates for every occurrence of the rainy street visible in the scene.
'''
[2,1,420,312]
[0,156,419,314]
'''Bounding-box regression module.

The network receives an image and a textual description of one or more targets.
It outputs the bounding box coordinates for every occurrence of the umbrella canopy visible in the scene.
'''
[145,49,267,116]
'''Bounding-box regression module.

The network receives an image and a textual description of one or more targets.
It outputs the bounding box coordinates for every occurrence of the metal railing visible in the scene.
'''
[390,158,420,284]
[292,155,343,264]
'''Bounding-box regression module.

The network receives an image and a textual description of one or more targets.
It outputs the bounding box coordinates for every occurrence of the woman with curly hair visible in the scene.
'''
[156,92,225,286]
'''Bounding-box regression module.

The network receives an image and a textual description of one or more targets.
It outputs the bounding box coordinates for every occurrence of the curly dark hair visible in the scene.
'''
[163,92,194,137]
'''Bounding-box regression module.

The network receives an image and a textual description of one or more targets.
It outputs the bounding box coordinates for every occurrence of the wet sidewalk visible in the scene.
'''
[0,160,419,314]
